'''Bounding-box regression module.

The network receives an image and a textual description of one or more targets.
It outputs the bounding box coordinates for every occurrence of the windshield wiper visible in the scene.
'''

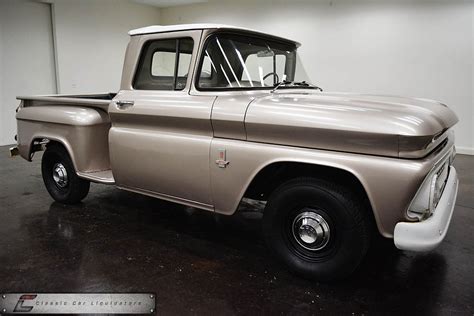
[271,80,323,93]
[271,80,292,93]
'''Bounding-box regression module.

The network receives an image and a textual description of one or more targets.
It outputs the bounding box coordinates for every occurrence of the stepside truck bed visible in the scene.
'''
[17,93,116,112]
[14,93,115,183]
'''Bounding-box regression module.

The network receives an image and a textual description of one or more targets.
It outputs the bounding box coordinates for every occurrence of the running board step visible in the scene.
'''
[77,169,115,184]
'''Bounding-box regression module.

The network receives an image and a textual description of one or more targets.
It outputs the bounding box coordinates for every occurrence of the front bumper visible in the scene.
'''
[394,166,459,251]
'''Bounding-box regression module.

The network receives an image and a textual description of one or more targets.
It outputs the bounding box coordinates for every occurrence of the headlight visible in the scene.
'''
[428,173,438,213]
[428,160,449,212]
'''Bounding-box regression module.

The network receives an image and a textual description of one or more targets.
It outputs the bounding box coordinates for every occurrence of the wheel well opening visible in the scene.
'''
[243,162,371,207]
[29,138,64,160]
[242,162,376,233]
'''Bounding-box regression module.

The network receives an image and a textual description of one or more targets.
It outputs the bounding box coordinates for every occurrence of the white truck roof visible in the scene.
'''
[128,24,299,46]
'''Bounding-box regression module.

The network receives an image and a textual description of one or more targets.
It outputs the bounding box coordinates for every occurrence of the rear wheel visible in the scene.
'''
[41,144,90,204]
[262,177,371,281]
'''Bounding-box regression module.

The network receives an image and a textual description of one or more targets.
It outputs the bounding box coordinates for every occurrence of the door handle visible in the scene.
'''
[115,100,134,109]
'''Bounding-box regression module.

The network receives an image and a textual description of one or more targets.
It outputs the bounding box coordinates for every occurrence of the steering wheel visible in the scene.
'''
[262,72,279,84]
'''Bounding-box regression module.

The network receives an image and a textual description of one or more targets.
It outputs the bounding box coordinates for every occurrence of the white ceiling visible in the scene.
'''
[132,0,208,8]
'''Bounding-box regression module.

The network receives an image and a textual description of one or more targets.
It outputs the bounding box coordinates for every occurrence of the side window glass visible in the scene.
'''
[198,53,215,88]
[134,38,194,90]
[201,54,214,78]
[177,54,192,76]
[151,51,175,77]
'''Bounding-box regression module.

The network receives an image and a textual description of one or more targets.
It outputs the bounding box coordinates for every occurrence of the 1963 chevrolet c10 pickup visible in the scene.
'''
[10,24,459,280]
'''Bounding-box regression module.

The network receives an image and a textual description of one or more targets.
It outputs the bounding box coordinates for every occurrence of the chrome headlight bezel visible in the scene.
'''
[407,147,454,220]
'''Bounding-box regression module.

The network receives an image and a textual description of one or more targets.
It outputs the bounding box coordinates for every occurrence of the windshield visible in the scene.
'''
[197,33,307,90]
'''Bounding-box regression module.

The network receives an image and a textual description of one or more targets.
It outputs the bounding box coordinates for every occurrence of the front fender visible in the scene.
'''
[209,138,436,237]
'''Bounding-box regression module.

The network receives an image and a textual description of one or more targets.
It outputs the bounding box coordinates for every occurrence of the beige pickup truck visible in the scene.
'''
[10,24,459,280]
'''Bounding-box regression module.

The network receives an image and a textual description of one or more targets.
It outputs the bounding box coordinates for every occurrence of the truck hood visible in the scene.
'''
[244,91,458,158]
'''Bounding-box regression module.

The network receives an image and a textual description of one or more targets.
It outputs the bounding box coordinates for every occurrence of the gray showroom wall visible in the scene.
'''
[0,0,57,146]
[1,0,472,154]
[161,0,474,154]
[0,0,161,146]
[51,0,161,94]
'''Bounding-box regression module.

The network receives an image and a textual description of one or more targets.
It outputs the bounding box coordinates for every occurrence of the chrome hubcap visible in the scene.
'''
[292,210,330,251]
[52,163,68,188]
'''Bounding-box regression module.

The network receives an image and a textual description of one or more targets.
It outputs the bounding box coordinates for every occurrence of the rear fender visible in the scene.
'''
[16,106,111,173]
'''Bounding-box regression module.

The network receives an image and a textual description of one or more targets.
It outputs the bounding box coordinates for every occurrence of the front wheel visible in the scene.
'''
[41,144,90,204]
[262,177,371,281]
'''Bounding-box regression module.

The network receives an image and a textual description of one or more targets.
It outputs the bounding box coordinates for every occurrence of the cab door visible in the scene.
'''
[109,31,216,209]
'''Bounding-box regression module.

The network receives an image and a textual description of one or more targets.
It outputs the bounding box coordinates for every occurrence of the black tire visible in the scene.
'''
[41,144,90,204]
[262,177,371,281]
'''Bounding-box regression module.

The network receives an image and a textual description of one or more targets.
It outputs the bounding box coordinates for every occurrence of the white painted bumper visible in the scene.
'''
[394,166,459,251]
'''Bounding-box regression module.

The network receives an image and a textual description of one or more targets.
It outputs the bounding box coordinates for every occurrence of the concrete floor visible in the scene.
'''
[0,146,473,315]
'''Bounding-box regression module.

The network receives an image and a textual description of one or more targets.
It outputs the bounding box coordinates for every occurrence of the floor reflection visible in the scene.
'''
[0,148,472,314]
[7,192,450,314]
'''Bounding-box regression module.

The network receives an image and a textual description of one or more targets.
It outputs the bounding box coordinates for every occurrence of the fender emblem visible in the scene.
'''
[216,148,230,168]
